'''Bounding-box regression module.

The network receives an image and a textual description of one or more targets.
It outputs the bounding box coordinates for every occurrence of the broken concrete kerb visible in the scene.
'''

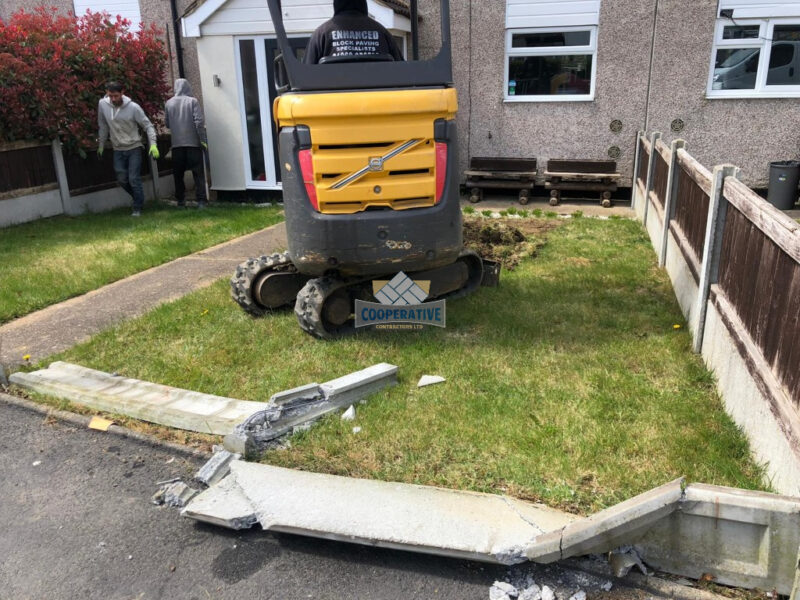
[223,363,397,458]
[182,465,800,594]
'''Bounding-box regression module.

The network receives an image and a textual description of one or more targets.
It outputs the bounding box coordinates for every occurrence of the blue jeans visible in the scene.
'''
[113,148,145,211]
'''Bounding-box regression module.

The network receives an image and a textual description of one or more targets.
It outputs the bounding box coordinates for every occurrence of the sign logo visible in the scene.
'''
[368,157,384,172]
[355,272,446,329]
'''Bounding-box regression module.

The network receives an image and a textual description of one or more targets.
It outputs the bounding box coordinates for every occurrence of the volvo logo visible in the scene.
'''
[330,139,422,190]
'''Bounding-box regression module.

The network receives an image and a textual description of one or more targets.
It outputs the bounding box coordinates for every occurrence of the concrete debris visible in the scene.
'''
[151,489,166,505]
[519,584,541,600]
[489,581,518,600]
[181,472,258,530]
[269,382,321,406]
[417,375,446,388]
[195,449,240,487]
[567,590,586,600]
[156,477,181,486]
[600,581,612,592]
[224,363,397,458]
[608,546,648,578]
[180,465,800,595]
[162,481,199,508]
[352,426,362,434]
[32,460,42,466]
[341,405,356,421]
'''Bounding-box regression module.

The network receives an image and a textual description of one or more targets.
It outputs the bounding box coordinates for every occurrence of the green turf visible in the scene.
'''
[0,201,283,324]
[53,217,766,513]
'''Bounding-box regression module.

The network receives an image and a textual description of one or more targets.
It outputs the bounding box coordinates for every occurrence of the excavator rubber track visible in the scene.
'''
[293,249,485,339]
[230,252,306,316]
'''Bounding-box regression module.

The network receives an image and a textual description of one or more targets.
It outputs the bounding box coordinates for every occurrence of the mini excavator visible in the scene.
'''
[230,0,486,338]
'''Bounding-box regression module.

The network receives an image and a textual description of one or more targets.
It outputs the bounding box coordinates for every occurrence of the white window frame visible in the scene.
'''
[234,36,278,190]
[707,17,800,99]
[504,25,598,103]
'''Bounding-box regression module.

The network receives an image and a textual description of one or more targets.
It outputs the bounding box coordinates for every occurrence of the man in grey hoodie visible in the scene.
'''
[165,79,208,209]
[97,81,159,216]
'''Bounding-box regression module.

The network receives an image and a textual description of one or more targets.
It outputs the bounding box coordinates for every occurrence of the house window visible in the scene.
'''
[504,26,597,102]
[708,18,800,98]
[73,1,142,30]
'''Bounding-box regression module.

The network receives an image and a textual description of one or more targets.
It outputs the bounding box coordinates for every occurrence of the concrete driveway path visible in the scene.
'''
[0,222,286,367]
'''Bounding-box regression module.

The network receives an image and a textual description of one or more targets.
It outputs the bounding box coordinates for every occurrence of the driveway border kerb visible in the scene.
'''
[0,390,211,460]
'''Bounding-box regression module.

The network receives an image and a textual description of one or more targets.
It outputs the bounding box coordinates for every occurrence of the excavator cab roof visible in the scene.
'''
[267,0,453,92]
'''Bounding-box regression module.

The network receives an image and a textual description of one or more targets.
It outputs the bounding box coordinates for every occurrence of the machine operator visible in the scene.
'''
[304,0,404,64]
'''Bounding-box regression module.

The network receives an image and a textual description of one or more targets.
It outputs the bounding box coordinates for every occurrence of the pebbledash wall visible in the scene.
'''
[418,0,800,190]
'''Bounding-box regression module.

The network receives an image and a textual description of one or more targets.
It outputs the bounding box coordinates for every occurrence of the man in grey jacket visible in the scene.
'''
[97,81,159,216]
[165,79,208,209]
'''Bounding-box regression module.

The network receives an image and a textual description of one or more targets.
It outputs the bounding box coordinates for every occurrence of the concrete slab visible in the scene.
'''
[0,222,286,365]
[180,471,257,530]
[184,461,576,565]
[460,195,634,219]
[9,362,265,435]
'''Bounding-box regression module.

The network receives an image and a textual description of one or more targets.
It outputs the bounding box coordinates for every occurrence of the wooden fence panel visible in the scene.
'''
[673,163,710,262]
[637,143,649,188]
[652,151,669,212]
[718,206,800,404]
[64,150,127,195]
[0,143,57,194]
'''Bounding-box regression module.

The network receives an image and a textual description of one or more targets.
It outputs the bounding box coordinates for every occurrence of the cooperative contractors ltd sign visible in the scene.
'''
[355,272,445,329]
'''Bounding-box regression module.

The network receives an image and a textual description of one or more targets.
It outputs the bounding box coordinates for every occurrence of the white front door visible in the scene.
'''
[235,36,309,190]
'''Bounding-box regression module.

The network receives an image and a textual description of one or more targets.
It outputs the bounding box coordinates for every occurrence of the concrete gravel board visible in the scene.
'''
[10,362,265,435]
[635,483,800,595]
[191,461,577,565]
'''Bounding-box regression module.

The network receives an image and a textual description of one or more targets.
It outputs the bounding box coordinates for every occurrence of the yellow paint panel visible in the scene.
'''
[88,416,115,431]
[275,89,457,123]
[275,88,457,214]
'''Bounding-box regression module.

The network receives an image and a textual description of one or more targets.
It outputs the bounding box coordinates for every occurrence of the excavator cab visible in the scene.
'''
[230,0,485,338]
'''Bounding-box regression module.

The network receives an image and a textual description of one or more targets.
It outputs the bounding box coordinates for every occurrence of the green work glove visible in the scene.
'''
[97,146,104,158]
[149,145,160,160]
[201,142,208,150]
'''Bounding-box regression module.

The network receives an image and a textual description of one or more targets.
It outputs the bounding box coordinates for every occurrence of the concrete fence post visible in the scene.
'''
[50,139,71,215]
[631,130,645,210]
[642,131,661,225]
[658,139,686,267]
[692,164,740,354]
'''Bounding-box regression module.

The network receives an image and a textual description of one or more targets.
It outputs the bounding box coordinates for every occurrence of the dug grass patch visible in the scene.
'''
[54,217,766,513]
[0,202,283,324]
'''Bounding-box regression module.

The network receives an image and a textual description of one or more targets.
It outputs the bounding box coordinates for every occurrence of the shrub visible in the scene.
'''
[0,7,169,154]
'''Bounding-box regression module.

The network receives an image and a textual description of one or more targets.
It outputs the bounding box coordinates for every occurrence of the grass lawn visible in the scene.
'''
[0,201,283,324]
[52,215,766,514]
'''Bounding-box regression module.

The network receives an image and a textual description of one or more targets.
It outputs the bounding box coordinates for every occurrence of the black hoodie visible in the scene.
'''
[304,0,403,64]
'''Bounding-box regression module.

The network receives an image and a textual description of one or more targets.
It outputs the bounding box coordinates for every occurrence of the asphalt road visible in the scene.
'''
[0,400,675,600]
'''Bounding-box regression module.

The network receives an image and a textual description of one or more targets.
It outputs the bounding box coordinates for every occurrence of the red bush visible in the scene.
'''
[0,7,170,153]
